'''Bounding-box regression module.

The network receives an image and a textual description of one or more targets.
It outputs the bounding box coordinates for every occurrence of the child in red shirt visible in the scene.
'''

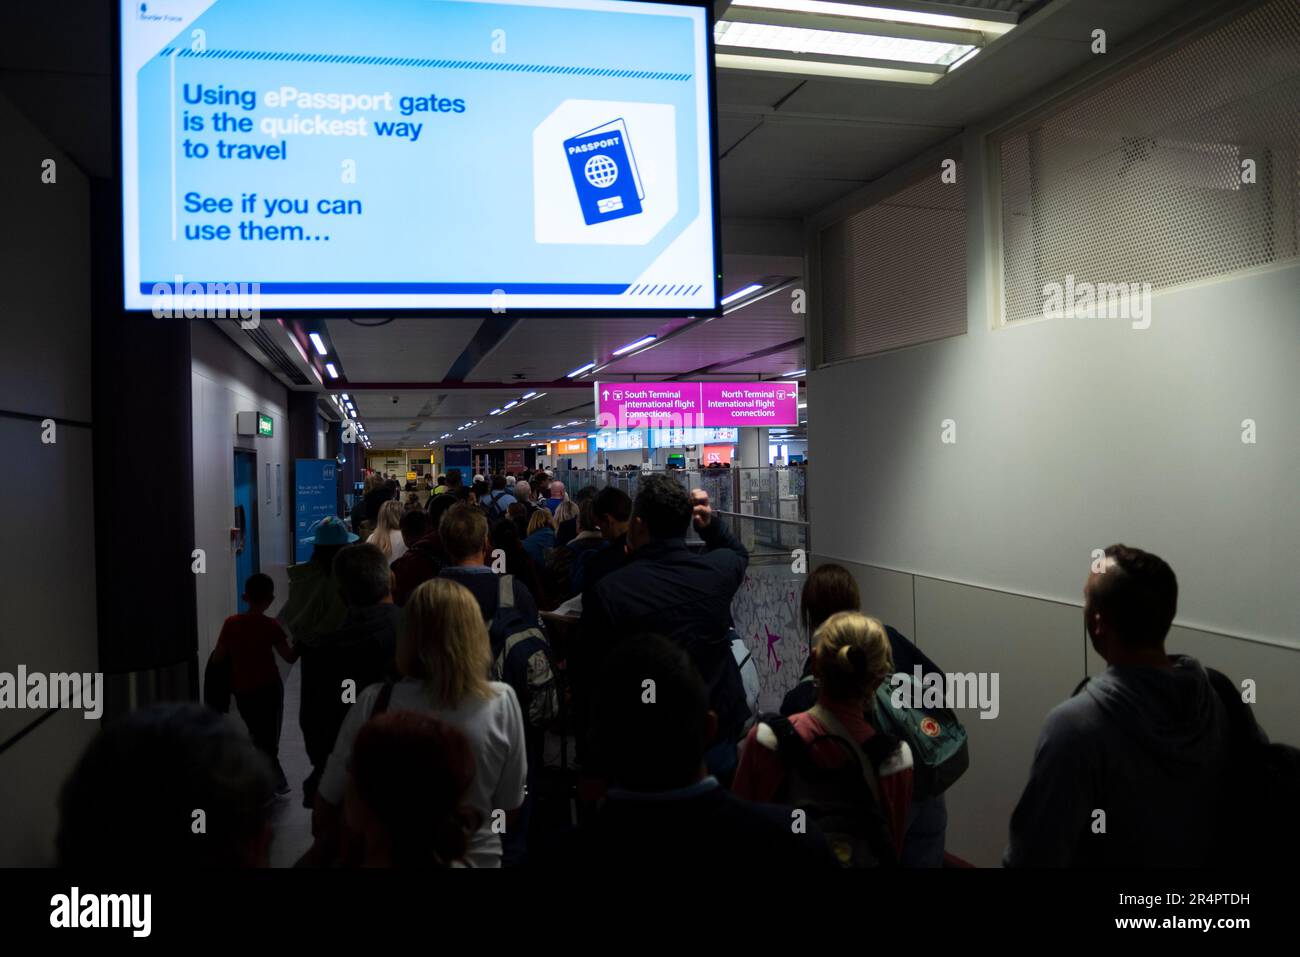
[213,573,298,794]
[732,612,913,861]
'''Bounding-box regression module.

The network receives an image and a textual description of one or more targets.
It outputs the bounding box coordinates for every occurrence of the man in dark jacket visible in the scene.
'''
[576,473,749,772]
[360,478,393,529]
[1005,544,1245,867]
[580,485,632,593]
[299,543,401,807]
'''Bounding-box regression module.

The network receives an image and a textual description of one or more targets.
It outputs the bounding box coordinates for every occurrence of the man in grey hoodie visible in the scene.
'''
[1005,544,1235,867]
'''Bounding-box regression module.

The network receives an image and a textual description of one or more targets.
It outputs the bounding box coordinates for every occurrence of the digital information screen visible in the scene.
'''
[119,0,718,313]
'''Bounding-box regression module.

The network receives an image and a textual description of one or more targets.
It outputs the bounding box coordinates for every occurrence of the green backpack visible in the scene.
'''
[871,672,969,798]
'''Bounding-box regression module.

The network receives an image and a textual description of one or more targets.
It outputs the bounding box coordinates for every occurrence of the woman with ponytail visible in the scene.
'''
[732,612,915,859]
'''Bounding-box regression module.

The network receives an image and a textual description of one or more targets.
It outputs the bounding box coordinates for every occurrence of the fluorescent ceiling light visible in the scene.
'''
[715,20,972,66]
[721,283,763,306]
[567,362,596,378]
[716,52,939,83]
[340,393,350,402]
[947,46,979,71]
[325,363,339,379]
[504,401,518,410]
[783,369,806,377]
[309,332,328,356]
[489,408,503,416]
[612,335,657,356]
[522,392,538,399]
[729,0,1016,36]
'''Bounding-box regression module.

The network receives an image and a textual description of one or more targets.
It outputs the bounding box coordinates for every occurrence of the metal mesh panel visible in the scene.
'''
[819,168,967,363]
[998,0,1300,323]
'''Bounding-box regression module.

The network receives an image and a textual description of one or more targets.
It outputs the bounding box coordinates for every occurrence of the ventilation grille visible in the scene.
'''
[997,0,1300,323]
[819,166,967,364]
[244,325,310,385]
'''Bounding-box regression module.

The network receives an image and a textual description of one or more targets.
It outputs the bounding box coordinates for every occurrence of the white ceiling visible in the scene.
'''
[325,318,480,382]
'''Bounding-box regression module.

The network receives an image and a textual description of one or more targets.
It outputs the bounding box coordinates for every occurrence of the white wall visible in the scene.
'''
[807,92,1300,865]
[812,259,1300,645]
[602,450,645,468]
[191,323,292,667]
[0,93,100,865]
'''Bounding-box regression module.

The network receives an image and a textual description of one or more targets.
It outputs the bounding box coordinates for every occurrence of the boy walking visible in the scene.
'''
[213,573,299,794]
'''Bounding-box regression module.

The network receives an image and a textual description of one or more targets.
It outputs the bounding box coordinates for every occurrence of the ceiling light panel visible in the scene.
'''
[715,19,973,66]
[728,0,1016,36]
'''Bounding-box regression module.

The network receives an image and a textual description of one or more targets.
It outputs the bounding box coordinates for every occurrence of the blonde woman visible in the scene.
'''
[552,498,579,528]
[522,506,556,568]
[367,500,406,563]
[313,578,527,868]
[732,612,914,863]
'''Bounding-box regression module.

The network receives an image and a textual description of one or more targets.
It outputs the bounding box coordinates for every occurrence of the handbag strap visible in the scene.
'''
[809,702,884,807]
[372,680,396,717]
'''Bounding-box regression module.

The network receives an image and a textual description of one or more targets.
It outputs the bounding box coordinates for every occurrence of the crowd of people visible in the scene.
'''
[53,465,1291,868]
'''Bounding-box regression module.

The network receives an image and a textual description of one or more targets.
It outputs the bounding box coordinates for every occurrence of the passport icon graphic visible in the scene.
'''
[563,119,645,225]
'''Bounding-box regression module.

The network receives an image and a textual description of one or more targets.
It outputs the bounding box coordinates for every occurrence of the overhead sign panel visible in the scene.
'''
[699,382,798,427]
[118,0,719,315]
[595,381,798,429]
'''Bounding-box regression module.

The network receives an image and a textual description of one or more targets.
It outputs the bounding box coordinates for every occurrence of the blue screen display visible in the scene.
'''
[120,0,717,313]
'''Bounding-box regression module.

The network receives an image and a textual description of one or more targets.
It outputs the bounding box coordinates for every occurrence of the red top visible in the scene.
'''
[215,613,290,693]
[732,700,914,857]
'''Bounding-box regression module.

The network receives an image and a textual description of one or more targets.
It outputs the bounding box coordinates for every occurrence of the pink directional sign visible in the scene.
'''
[594,383,702,429]
[700,382,799,427]
[595,382,799,429]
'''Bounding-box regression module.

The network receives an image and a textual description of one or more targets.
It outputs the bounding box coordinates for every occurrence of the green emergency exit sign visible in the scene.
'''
[257,413,274,437]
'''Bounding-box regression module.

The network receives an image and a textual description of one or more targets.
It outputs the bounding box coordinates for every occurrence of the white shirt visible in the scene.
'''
[387,529,407,562]
[366,528,407,562]
[319,679,528,868]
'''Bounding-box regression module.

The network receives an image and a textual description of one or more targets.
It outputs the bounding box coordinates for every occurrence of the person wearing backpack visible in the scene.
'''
[780,563,960,867]
[437,503,558,864]
[483,474,517,522]
[733,612,914,866]
[437,504,549,700]
[547,499,607,600]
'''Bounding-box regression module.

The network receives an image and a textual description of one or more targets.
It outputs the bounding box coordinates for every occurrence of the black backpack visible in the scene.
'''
[484,490,513,521]
[484,575,559,734]
[761,713,900,868]
[1206,669,1300,864]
